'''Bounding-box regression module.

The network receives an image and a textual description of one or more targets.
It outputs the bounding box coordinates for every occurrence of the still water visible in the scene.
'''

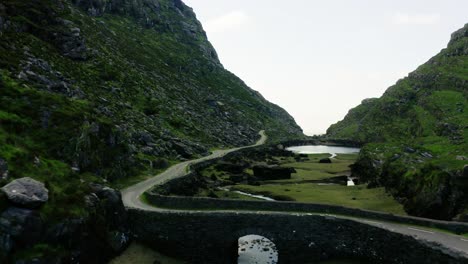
[238,235,278,264]
[286,145,360,157]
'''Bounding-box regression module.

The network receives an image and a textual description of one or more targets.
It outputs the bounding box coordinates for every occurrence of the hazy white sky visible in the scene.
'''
[183,0,468,135]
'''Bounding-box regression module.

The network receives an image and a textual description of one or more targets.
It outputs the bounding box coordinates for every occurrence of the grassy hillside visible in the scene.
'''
[326,24,468,220]
[0,0,303,175]
[0,0,304,195]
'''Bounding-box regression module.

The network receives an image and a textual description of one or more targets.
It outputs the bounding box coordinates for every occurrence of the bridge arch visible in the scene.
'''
[234,228,278,243]
[238,234,278,264]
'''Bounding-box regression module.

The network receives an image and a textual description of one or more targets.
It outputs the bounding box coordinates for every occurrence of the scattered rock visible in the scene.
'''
[57,27,88,60]
[1,177,49,208]
[215,161,248,174]
[17,56,85,98]
[33,156,41,166]
[456,156,467,161]
[319,158,332,164]
[420,152,433,158]
[0,158,8,180]
[404,147,416,153]
[390,154,401,161]
[172,141,193,158]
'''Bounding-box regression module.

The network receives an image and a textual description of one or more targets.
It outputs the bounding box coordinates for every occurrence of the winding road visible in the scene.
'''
[122,130,267,211]
[121,130,468,258]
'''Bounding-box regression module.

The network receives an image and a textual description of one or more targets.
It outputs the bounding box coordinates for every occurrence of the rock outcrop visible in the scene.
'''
[253,165,295,180]
[71,0,220,64]
[0,207,43,258]
[0,183,129,263]
[83,184,130,258]
[1,178,48,208]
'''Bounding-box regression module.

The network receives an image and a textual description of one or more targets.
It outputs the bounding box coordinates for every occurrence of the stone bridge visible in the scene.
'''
[128,209,465,264]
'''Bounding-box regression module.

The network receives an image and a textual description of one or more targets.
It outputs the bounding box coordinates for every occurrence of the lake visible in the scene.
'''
[286,145,360,158]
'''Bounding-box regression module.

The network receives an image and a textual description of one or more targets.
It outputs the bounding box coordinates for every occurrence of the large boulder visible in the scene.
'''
[151,173,207,196]
[88,184,128,229]
[172,141,193,158]
[85,184,130,254]
[319,158,332,164]
[1,177,49,208]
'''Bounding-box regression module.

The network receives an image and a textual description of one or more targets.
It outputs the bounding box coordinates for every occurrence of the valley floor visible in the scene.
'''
[199,153,405,215]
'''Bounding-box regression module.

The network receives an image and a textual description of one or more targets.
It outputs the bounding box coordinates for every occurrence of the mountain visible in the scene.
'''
[0,0,303,261]
[326,24,468,220]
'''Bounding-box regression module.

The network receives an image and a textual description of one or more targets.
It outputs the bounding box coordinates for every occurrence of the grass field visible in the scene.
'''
[281,154,356,175]
[198,153,405,215]
[233,184,405,215]
[237,153,404,215]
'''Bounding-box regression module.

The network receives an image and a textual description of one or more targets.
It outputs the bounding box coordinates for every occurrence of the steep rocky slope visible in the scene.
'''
[0,0,303,262]
[327,24,468,220]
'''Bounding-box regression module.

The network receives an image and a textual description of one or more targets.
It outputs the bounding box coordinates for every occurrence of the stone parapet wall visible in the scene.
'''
[145,193,468,234]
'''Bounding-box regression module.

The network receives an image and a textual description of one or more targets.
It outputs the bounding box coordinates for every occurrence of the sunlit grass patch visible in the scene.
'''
[234,184,406,215]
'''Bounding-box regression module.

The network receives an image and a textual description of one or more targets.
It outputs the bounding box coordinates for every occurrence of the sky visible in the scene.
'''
[183,0,468,135]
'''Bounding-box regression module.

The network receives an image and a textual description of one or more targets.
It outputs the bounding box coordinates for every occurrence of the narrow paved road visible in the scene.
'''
[121,130,468,258]
[351,217,468,256]
[122,130,267,211]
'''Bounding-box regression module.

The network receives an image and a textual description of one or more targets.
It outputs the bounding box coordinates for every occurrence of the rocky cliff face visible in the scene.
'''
[326,24,468,220]
[0,0,303,261]
[71,0,221,64]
